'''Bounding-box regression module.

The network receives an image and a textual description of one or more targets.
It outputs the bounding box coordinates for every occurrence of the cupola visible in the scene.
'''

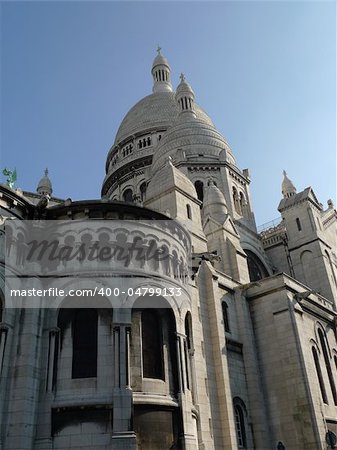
[151,47,173,93]
[175,73,196,119]
[37,168,53,196]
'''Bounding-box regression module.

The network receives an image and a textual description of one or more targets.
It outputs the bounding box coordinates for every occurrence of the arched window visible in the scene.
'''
[141,310,164,379]
[296,218,302,231]
[318,328,337,405]
[334,355,337,372]
[239,192,245,214]
[186,204,192,220]
[233,187,241,214]
[123,189,133,203]
[72,309,98,379]
[239,192,249,217]
[312,346,328,404]
[234,404,246,448]
[245,250,268,282]
[194,180,204,203]
[222,301,230,333]
[140,182,147,201]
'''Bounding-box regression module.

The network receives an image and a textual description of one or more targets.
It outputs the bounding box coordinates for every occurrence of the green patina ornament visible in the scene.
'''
[2,168,17,189]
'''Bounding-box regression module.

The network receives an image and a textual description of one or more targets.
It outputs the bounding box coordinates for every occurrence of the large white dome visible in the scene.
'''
[114,91,214,145]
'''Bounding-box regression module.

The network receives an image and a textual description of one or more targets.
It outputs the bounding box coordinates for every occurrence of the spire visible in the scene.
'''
[175,73,196,119]
[37,168,53,196]
[151,47,173,93]
[282,170,296,198]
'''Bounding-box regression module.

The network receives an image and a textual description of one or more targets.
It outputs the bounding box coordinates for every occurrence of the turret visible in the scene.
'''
[151,47,173,93]
[37,168,52,196]
[175,73,196,120]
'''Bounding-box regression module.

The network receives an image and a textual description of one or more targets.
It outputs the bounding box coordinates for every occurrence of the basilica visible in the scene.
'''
[0,49,336,450]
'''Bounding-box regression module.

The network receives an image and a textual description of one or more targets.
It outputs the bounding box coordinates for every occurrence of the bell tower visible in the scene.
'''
[278,171,337,305]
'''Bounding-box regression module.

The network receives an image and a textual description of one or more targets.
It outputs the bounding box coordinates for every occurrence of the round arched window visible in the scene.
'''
[123,189,133,203]
[245,250,268,282]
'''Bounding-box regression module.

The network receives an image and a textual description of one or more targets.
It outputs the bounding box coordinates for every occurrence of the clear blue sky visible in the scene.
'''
[1,1,336,225]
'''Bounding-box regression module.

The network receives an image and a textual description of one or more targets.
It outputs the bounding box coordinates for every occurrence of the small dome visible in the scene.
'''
[282,170,296,198]
[37,168,52,196]
[176,73,195,97]
[202,179,228,224]
[152,52,169,69]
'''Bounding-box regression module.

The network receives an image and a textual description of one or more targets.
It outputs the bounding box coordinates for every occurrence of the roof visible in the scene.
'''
[146,159,197,201]
[278,187,322,211]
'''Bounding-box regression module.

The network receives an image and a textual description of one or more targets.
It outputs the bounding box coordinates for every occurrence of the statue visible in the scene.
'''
[34,193,51,219]
[2,168,17,189]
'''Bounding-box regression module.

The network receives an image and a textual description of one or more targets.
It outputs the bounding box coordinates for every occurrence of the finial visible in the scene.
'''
[283,170,287,177]
[157,45,162,55]
[45,168,49,176]
[180,73,186,83]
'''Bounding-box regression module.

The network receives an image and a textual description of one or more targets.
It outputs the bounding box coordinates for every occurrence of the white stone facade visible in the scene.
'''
[0,50,336,450]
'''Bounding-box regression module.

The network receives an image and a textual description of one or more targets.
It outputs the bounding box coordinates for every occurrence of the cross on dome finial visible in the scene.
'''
[45,168,49,176]
[180,73,186,83]
[157,45,162,55]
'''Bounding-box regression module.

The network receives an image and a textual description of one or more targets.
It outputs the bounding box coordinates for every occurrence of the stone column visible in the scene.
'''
[176,332,198,450]
[34,327,59,450]
[46,327,59,393]
[112,315,136,450]
[0,324,9,375]
[176,334,184,393]
[4,304,46,450]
